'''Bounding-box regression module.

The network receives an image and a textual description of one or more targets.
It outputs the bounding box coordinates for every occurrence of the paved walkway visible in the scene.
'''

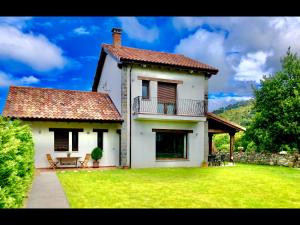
[26,171,70,208]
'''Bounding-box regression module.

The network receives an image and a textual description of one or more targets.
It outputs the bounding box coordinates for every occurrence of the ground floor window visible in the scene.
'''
[54,130,69,151]
[50,128,83,152]
[155,131,188,159]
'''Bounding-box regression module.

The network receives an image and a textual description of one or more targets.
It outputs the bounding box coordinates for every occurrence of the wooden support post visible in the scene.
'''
[208,133,213,155]
[229,132,235,163]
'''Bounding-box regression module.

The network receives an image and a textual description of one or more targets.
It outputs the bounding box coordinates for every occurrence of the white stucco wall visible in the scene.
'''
[97,54,122,113]
[129,66,207,168]
[26,121,121,168]
[131,66,206,101]
[131,120,205,168]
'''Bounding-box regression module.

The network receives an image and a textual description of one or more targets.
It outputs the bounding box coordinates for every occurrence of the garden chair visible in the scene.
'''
[46,154,59,169]
[79,154,91,168]
[220,154,226,166]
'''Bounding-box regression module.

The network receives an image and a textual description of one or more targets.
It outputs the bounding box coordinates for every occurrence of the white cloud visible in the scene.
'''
[174,28,237,95]
[0,25,67,71]
[73,26,100,36]
[175,28,225,70]
[73,26,90,35]
[0,71,39,87]
[0,71,15,86]
[209,96,253,112]
[19,75,40,84]
[0,17,32,29]
[233,51,273,83]
[118,17,159,43]
[173,17,300,101]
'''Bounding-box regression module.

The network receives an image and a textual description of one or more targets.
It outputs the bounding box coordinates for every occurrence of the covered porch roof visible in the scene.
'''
[207,112,246,134]
[207,113,246,163]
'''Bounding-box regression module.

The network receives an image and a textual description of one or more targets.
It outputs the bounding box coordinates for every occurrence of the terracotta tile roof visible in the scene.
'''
[3,86,122,122]
[207,112,246,132]
[102,44,218,73]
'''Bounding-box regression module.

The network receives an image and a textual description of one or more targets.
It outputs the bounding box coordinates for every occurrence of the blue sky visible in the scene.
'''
[1,17,299,112]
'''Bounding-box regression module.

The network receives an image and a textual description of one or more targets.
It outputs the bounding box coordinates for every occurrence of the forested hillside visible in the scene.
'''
[212,100,254,152]
[213,100,254,127]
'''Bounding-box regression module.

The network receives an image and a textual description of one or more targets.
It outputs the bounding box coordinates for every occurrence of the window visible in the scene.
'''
[72,132,78,151]
[142,80,150,99]
[155,131,188,159]
[50,128,83,152]
[54,130,69,151]
[97,132,103,149]
[157,82,177,114]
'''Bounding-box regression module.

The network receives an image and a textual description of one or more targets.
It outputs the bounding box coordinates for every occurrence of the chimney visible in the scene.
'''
[112,28,122,47]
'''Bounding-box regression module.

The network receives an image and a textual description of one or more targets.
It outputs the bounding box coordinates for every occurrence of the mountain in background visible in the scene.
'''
[212,100,254,127]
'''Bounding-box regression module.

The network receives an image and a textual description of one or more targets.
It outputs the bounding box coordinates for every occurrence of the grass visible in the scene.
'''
[57,164,300,208]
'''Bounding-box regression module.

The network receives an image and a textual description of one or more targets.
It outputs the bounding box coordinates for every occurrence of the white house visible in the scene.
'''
[3,28,244,169]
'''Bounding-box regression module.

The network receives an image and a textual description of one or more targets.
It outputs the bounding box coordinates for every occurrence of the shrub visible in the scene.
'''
[0,117,34,208]
[213,132,248,152]
[246,141,257,153]
[91,147,103,162]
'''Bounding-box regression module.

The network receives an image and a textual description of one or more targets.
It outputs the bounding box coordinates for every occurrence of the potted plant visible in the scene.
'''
[201,160,208,168]
[91,147,103,168]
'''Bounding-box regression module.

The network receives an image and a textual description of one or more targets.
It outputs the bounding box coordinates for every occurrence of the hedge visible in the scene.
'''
[0,116,34,208]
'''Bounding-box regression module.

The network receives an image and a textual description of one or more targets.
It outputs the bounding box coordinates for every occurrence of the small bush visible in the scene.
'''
[91,147,103,161]
[246,141,257,152]
[0,117,34,208]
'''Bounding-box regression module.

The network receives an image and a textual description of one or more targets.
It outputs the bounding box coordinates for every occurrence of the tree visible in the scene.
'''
[245,48,300,152]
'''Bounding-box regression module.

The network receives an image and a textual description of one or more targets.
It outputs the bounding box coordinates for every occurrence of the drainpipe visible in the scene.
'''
[129,65,133,168]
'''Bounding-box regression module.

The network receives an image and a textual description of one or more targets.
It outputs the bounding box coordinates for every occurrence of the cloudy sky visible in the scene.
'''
[0,17,299,112]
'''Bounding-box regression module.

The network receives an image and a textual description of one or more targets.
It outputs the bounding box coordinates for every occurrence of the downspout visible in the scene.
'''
[129,65,133,168]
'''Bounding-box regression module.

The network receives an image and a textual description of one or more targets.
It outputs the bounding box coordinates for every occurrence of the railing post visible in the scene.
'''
[137,96,140,113]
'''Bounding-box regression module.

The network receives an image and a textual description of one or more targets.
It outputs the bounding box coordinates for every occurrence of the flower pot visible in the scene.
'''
[93,161,99,168]
[201,162,208,168]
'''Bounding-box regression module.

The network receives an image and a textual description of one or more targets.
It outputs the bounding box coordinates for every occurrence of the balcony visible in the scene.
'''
[132,96,207,122]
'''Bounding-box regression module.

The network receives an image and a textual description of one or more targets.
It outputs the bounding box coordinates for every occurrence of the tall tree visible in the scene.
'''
[245,48,300,152]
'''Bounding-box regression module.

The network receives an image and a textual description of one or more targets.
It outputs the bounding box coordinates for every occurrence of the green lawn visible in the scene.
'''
[57,164,300,208]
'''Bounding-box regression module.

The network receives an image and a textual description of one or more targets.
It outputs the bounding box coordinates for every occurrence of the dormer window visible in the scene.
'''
[142,80,150,99]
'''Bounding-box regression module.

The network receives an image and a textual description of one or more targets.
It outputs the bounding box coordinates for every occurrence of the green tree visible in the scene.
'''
[245,48,300,152]
[0,116,34,208]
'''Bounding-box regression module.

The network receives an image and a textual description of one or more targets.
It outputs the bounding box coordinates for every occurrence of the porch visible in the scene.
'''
[207,113,246,163]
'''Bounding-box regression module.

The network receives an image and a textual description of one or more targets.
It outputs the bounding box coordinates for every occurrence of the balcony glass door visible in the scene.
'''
[157,82,177,115]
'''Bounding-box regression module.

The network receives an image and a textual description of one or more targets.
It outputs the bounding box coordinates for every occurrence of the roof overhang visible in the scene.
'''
[207,112,246,134]
[6,117,124,123]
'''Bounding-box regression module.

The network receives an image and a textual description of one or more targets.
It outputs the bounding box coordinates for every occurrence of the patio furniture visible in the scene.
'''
[46,154,59,169]
[79,154,91,168]
[56,156,81,168]
[208,154,218,166]
[220,154,226,166]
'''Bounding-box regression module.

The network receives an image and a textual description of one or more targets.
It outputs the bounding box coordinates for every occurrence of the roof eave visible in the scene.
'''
[207,112,246,132]
[92,48,107,92]
[5,116,124,123]
[120,58,218,74]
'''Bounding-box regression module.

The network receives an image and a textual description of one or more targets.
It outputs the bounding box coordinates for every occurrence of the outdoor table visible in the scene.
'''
[56,156,81,168]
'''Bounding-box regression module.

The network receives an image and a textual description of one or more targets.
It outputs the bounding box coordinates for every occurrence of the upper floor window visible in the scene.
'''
[142,80,150,99]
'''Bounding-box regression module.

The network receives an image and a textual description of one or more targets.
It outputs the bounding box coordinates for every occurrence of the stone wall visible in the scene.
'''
[120,65,128,166]
[216,151,300,168]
